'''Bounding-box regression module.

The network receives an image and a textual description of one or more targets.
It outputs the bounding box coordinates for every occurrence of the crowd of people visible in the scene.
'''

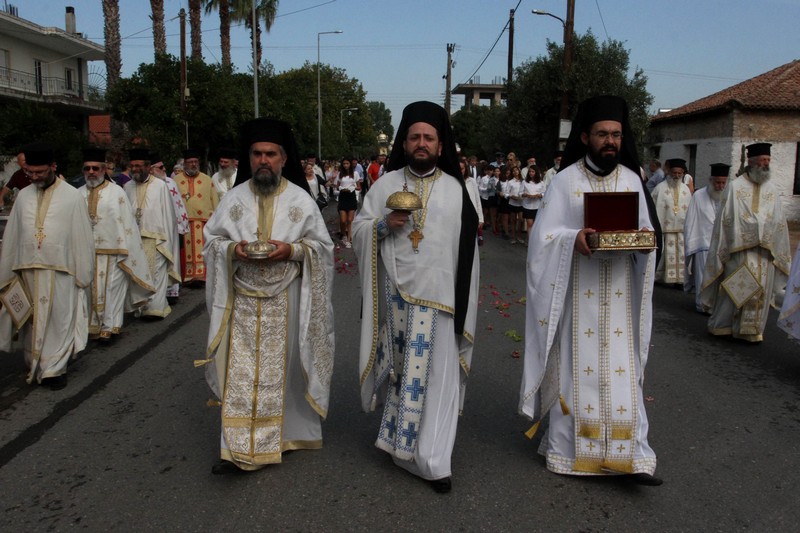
[0,94,797,494]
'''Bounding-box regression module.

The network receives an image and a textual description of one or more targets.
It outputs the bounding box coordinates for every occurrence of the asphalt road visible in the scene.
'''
[1,209,799,531]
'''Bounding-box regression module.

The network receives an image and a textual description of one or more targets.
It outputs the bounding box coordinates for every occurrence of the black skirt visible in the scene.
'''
[338,189,358,211]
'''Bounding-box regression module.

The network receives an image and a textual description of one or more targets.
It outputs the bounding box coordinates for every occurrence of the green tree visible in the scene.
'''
[264,61,374,158]
[453,31,652,166]
[106,55,253,164]
[367,101,393,140]
[0,101,87,177]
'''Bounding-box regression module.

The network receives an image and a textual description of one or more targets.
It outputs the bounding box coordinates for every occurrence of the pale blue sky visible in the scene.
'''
[13,0,800,130]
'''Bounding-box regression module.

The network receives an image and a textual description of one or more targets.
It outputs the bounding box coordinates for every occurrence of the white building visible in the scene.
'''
[0,4,104,182]
[646,60,800,221]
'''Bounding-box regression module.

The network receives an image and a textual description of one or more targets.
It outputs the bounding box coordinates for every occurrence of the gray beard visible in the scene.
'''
[219,166,235,179]
[748,166,770,184]
[708,187,723,202]
[252,168,280,195]
[184,168,199,177]
[131,171,147,183]
[667,177,682,189]
[85,176,105,188]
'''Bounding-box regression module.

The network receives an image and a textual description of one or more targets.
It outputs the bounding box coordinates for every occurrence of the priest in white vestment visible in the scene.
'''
[683,164,729,312]
[0,143,94,389]
[778,241,800,342]
[353,101,480,494]
[78,148,155,341]
[200,118,334,475]
[519,95,662,485]
[700,143,791,342]
[211,147,238,198]
[652,158,692,285]
[151,152,189,305]
[123,148,180,318]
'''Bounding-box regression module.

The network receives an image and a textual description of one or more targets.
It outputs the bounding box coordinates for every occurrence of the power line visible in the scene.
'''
[594,0,610,41]
[460,0,523,85]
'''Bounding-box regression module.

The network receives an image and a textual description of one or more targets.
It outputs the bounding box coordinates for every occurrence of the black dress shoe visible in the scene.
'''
[211,460,243,475]
[430,477,452,493]
[43,374,68,391]
[167,296,178,306]
[630,473,663,486]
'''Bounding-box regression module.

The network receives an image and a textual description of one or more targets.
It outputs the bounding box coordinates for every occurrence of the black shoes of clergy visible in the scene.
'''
[42,374,67,391]
[630,473,663,486]
[430,477,452,493]
[211,460,243,475]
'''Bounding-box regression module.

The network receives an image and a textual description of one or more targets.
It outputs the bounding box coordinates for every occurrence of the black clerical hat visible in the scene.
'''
[710,163,730,176]
[746,143,771,158]
[128,148,150,162]
[667,158,687,171]
[82,146,107,163]
[23,142,54,166]
[183,148,201,160]
[234,118,305,191]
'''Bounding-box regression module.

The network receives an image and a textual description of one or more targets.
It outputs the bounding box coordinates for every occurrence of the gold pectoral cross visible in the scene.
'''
[34,227,45,248]
[409,228,424,253]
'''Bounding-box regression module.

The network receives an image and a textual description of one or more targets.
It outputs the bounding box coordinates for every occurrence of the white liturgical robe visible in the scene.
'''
[652,178,691,284]
[519,159,657,477]
[352,167,479,481]
[778,242,800,342]
[0,179,94,383]
[79,180,155,338]
[683,186,720,312]
[124,176,180,317]
[700,174,791,342]
[201,178,334,470]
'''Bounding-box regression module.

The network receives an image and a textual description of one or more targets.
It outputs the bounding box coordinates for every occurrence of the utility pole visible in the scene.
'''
[507,9,514,86]
[179,9,188,148]
[560,0,575,124]
[444,43,455,116]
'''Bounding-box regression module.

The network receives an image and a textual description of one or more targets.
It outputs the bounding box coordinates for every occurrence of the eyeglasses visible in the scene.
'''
[153,164,165,170]
[591,131,623,141]
[83,165,101,172]
[24,168,51,178]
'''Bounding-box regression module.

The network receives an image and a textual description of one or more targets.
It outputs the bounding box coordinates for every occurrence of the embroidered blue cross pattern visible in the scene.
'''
[405,377,425,402]
[394,330,405,352]
[389,293,406,310]
[409,333,431,357]
[384,415,397,439]
[400,422,419,447]
[376,342,386,364]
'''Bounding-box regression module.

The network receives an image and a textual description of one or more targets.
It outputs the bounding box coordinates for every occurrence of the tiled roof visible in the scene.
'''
[651,60,800,122]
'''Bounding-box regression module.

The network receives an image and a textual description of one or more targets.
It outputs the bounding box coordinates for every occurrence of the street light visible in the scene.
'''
[317,30,343,159]
[340,107,358,139]
[532,9,565,27]
[533,3,575,144]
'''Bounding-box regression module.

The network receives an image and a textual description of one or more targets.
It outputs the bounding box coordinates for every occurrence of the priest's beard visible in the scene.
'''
[667,177,682,189]
[708,187,723,202]
[131,170,148,183]
[184,167,199,177]
[219,166,235,179]
[33,170,56,189]
[405,148,438,174]
[748,165,770,184]
[587,143,619,173]
[252,167,281,196]
[85,176,105,188]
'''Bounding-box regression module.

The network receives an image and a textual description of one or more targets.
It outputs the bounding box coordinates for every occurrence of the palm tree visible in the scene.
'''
[203,0,232,69]
[189,0,203,60]
[102,0,125,151]
[150,0,167,57]
[231,0,279,71]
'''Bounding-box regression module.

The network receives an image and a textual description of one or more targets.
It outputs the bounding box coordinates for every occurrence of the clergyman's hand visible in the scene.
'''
[386,210,410,231]
[234,240,250,261]
[575,228,596,257]
[267,240,292,261]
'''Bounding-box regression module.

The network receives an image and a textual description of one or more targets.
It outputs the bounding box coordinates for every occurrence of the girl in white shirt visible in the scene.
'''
[506,165,524,244]
[521,165,546,234]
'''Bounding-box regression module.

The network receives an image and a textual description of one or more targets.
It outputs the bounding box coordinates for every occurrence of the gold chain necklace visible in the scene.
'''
[579,159,620,192]
[405,167,441,254]
[34,181,56,249]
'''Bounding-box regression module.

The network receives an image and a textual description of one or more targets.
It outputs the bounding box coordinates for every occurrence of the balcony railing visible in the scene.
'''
[0,66,103,102]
